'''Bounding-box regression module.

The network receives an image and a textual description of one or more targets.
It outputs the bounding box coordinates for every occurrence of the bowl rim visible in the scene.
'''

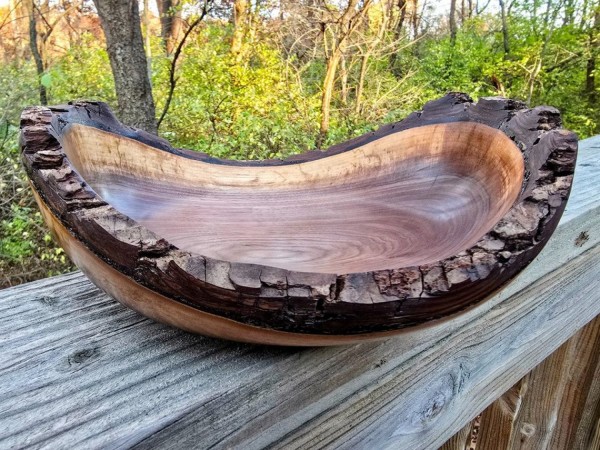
[20,93,578,338]
[58,120,525,274]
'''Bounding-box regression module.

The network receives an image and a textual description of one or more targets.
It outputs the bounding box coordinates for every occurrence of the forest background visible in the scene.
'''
[1,0,598,287]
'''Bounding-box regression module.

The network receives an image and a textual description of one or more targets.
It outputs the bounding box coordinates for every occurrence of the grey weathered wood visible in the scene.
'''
[1,136,599,449]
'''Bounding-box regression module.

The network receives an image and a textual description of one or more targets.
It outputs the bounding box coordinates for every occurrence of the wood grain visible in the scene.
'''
[31,188,434,346]
[0,237,598,449]
[439,421,475,450]
[1,134,599,448]
[477,380,527,449]
[271,246,600,450]
[590,426,600,450]
[19,93,577,341]
[502,344,573,449]
[439,134,600,450]
[543,317,600,450]
[571,350,600,450]
[442,315,600,450]
[62,122,523,274]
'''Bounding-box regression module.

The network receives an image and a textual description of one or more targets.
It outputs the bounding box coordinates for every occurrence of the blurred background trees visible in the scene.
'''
[1,0,599,286]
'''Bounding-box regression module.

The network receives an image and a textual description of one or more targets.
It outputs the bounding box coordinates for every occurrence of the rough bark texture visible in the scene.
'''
[92,0,157,133]
[20,93,577,337]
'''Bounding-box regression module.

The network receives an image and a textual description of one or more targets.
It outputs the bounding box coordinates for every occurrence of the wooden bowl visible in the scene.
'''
[20,93,577,346]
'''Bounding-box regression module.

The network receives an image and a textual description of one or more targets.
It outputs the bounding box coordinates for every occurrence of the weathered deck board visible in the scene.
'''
[477,380,526,449]
[548,317,600,449]
[565,318,600,450]
[446,316,600,450]
[271,246,600,450]
[439,421,474,450]
[507,330,587,449]
[0,136,599,449]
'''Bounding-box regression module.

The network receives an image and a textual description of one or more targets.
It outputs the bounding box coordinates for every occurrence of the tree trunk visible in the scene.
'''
[143,0,152,85]
[563,0,575,25]
[527,57,542,104]
[93,0,157,133]
[315,0,368,147]
[10,0,28,63]
[247,5,259,49]
[156,0,182,55]
[586,53,596,109]
[397,0,407,34]
[231,0,248,63]
[26,0,47,105]
[586,8,600,110]
[410,0,419,39]
[449,0,457,45]
[355,52,369,115]
[317,51,341,148]
[340,52,348,105]
[389,0,407,73]
[356,5,386,114]
[581,0,590,30]
[499,0,510,56]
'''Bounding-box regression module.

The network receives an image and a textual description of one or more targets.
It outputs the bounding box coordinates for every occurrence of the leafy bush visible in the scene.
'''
[0,7,598,287]
[0,132,73,288]
[155,24,319,159]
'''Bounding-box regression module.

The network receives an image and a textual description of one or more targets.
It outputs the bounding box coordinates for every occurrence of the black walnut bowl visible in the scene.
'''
[20,93,577,346]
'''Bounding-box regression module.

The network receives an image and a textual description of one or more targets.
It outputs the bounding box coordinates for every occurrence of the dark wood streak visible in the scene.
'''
[20,93,577,343]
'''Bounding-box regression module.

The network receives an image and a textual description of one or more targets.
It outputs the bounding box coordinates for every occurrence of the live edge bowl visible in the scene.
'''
[20,93,577,346]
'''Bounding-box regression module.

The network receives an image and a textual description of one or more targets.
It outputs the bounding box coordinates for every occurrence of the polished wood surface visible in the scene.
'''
[62,122,523,273]
[33,188,420,346]
[19,93,577,340]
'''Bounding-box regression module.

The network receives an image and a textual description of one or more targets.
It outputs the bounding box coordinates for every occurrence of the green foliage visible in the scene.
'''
[0,131,73,287]
[1,204,36,259]
[1,3,598,286]
[1,203,66,265]
[40,73,52,89]
[403,9,598,139]
[414,18,504,98]
[0,63,38,121]
[47,33,116,105]
[155,24,319,159]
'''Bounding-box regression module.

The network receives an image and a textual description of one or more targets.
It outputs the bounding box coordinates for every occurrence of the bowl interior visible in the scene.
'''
[61,122,524,274]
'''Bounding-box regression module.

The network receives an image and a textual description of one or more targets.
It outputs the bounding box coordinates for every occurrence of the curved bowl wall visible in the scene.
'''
[20,93,578,345]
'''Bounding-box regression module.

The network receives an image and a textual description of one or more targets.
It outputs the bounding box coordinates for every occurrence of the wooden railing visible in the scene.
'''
[0,135,598,449]
[440,315,600,450]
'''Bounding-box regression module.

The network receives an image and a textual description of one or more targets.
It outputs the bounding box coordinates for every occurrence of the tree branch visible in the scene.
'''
[157,1,212,129]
